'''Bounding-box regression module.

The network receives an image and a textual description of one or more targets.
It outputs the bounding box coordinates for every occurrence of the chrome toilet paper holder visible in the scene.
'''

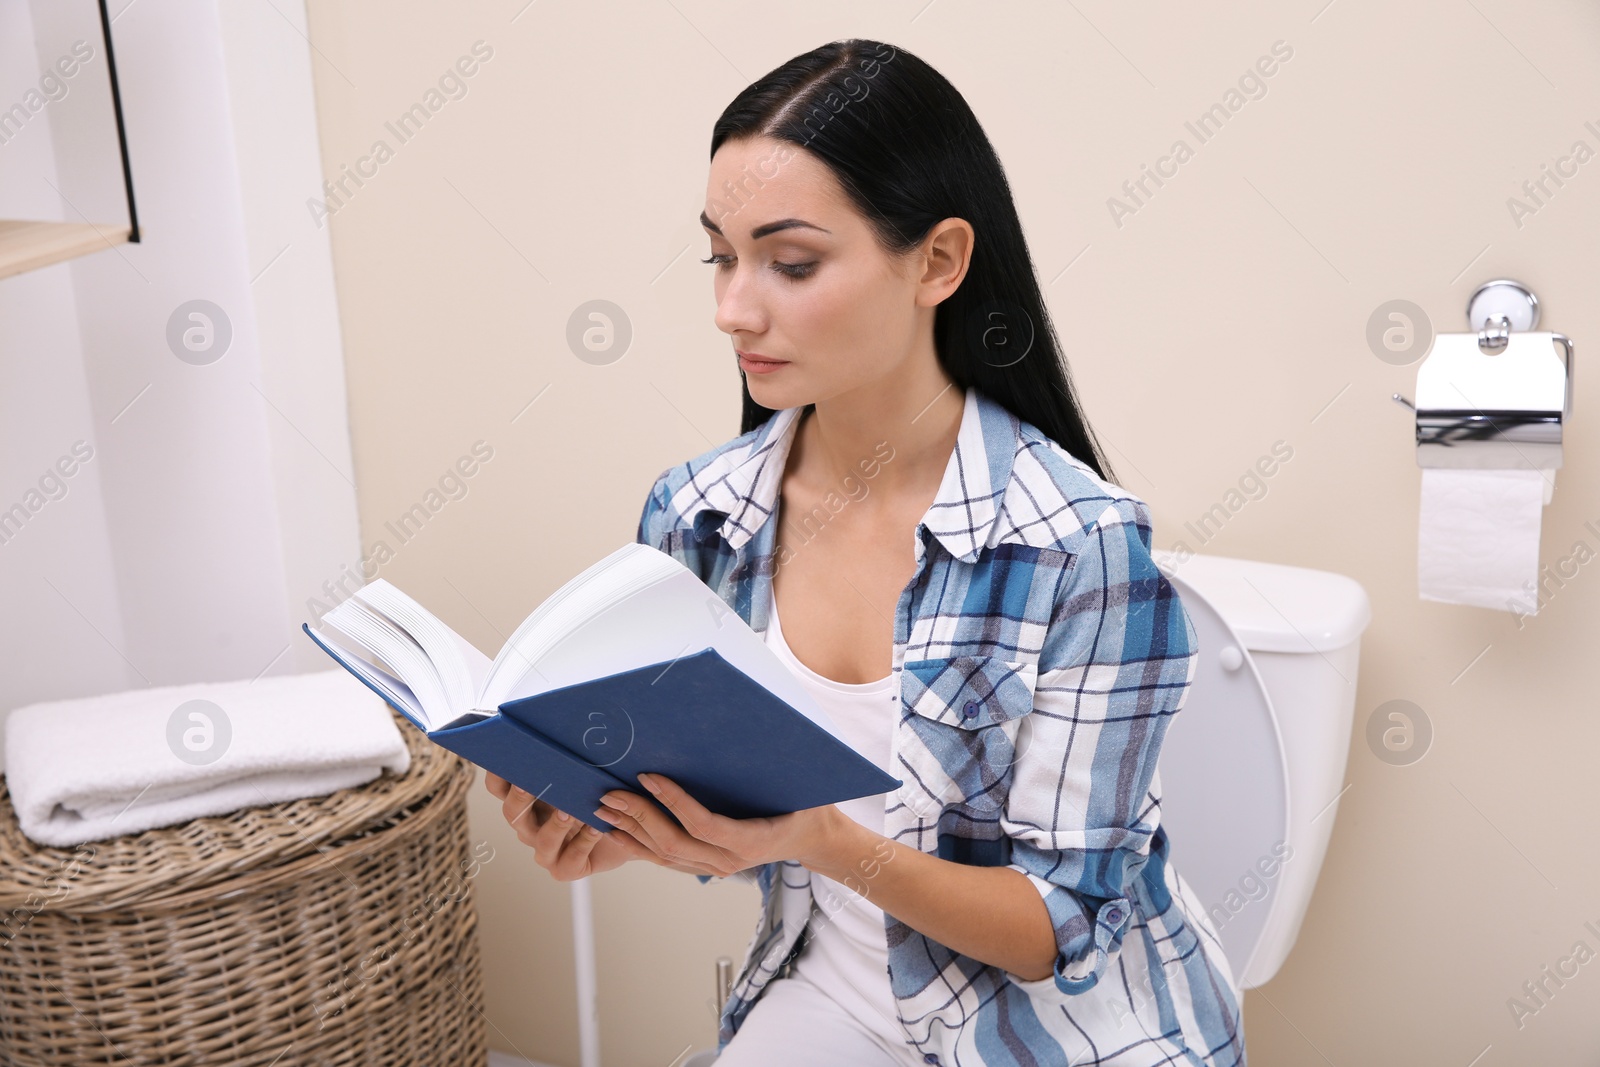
[1392,279,1574,472]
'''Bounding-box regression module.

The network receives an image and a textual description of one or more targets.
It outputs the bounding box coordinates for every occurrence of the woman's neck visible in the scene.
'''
[793,377,964,503]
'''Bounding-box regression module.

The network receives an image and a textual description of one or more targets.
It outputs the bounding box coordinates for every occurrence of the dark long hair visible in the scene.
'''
[710,38,1117,485]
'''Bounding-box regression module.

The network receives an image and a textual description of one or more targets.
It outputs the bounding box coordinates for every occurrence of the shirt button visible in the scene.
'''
[1105,906,1123,924]
[962,701,979,719]
[923,1055,940,1064]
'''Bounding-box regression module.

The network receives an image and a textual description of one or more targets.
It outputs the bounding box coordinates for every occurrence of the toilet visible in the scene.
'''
[1149,549,1371,988]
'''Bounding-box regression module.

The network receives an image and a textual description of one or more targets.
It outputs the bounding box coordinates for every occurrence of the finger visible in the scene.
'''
[597,821,710,876]
[502,789,533,838]
[484,771,510,800]
[532,807,584,866]
[598,786,722,871]
[636,773,737,852]
[504,785,557,830]
[504,788,555,845]
[553,820,607,876]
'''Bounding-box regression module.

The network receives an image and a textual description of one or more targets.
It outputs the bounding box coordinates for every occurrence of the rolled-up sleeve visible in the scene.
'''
[1001,496,1198,995]
[635,468,673,551]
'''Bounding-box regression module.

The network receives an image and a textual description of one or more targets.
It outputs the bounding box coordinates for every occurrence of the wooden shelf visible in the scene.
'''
[0,219,134,282]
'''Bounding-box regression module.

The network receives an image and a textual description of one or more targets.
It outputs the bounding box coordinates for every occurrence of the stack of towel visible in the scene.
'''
[4,669,411,848]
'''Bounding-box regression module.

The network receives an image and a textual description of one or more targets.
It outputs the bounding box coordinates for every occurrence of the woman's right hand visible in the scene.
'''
[484,772,718,880]
[484,771,635,881]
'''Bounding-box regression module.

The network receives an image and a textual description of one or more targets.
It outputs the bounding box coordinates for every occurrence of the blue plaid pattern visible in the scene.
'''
[636,385,1246,1066]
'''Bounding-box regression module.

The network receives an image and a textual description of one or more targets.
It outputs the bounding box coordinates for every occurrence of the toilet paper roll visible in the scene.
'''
[1418,467,1548,613]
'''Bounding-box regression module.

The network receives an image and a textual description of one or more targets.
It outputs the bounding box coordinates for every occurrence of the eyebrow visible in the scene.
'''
[700,211,831,240]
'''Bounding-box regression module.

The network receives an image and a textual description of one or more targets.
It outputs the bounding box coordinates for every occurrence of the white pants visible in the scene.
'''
[714,971,925,1067]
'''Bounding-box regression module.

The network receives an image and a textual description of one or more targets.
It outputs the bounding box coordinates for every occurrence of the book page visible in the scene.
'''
[480,541,656,702]
[478,542,666,709]
[322,596,453,730]
[448,627,495,705]
[492,560,848,746]
[306,624,430,732]
[353,581,481,712]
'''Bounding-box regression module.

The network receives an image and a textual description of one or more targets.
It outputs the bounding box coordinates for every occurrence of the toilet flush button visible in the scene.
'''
[1219,645,1244,672]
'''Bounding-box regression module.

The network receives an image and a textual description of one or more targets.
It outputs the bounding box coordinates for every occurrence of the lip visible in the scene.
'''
[737,352,790,374]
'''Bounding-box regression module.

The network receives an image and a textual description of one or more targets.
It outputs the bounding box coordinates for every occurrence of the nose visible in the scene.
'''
[712,266,764,339]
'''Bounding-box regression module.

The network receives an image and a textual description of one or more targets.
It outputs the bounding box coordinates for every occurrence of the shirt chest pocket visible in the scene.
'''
[896,654,1038,819]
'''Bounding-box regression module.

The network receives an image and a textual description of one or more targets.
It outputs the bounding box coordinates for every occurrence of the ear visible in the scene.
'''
[914,217,975,308]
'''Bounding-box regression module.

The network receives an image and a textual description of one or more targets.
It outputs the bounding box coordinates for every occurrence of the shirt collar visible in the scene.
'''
[689,384,1020,565]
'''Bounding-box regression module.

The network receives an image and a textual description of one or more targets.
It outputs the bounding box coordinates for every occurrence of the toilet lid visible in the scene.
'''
[1155,570,1289,987]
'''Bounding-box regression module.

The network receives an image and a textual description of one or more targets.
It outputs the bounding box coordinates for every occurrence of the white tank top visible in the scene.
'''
[763,590,907,1045]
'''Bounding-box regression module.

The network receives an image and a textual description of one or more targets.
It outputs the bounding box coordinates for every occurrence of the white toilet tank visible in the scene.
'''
[1148,549,1371,989]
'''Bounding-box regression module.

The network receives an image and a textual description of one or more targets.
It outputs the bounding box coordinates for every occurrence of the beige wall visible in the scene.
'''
[301,2,1600,1063]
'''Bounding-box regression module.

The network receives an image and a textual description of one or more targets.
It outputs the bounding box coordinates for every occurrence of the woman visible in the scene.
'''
[487,38,1246,1067]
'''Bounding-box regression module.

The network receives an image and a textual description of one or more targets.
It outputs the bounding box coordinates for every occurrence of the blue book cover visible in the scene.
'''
[303,622,901,834]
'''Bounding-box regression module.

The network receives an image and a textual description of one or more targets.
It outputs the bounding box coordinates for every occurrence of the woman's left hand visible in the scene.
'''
[593,773,841,877]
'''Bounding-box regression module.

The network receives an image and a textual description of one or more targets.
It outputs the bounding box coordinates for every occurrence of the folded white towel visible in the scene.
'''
[4,669,411,847]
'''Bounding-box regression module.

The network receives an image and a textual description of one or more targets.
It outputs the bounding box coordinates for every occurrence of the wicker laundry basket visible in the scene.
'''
[0,708,486,1067]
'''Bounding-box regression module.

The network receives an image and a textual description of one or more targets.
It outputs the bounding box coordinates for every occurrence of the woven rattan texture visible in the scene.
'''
[0,709,487,1066]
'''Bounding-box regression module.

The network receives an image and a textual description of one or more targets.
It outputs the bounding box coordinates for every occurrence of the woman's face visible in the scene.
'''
[701,136,931,411]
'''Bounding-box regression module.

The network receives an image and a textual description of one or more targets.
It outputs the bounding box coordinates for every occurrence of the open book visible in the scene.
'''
[301,542,901,833]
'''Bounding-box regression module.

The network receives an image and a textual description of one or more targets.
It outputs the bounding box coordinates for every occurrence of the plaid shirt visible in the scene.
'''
[635,385,1246,1066]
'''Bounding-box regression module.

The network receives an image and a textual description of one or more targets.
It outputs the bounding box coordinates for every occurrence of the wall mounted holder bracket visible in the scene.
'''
[1390,280,1572,483]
